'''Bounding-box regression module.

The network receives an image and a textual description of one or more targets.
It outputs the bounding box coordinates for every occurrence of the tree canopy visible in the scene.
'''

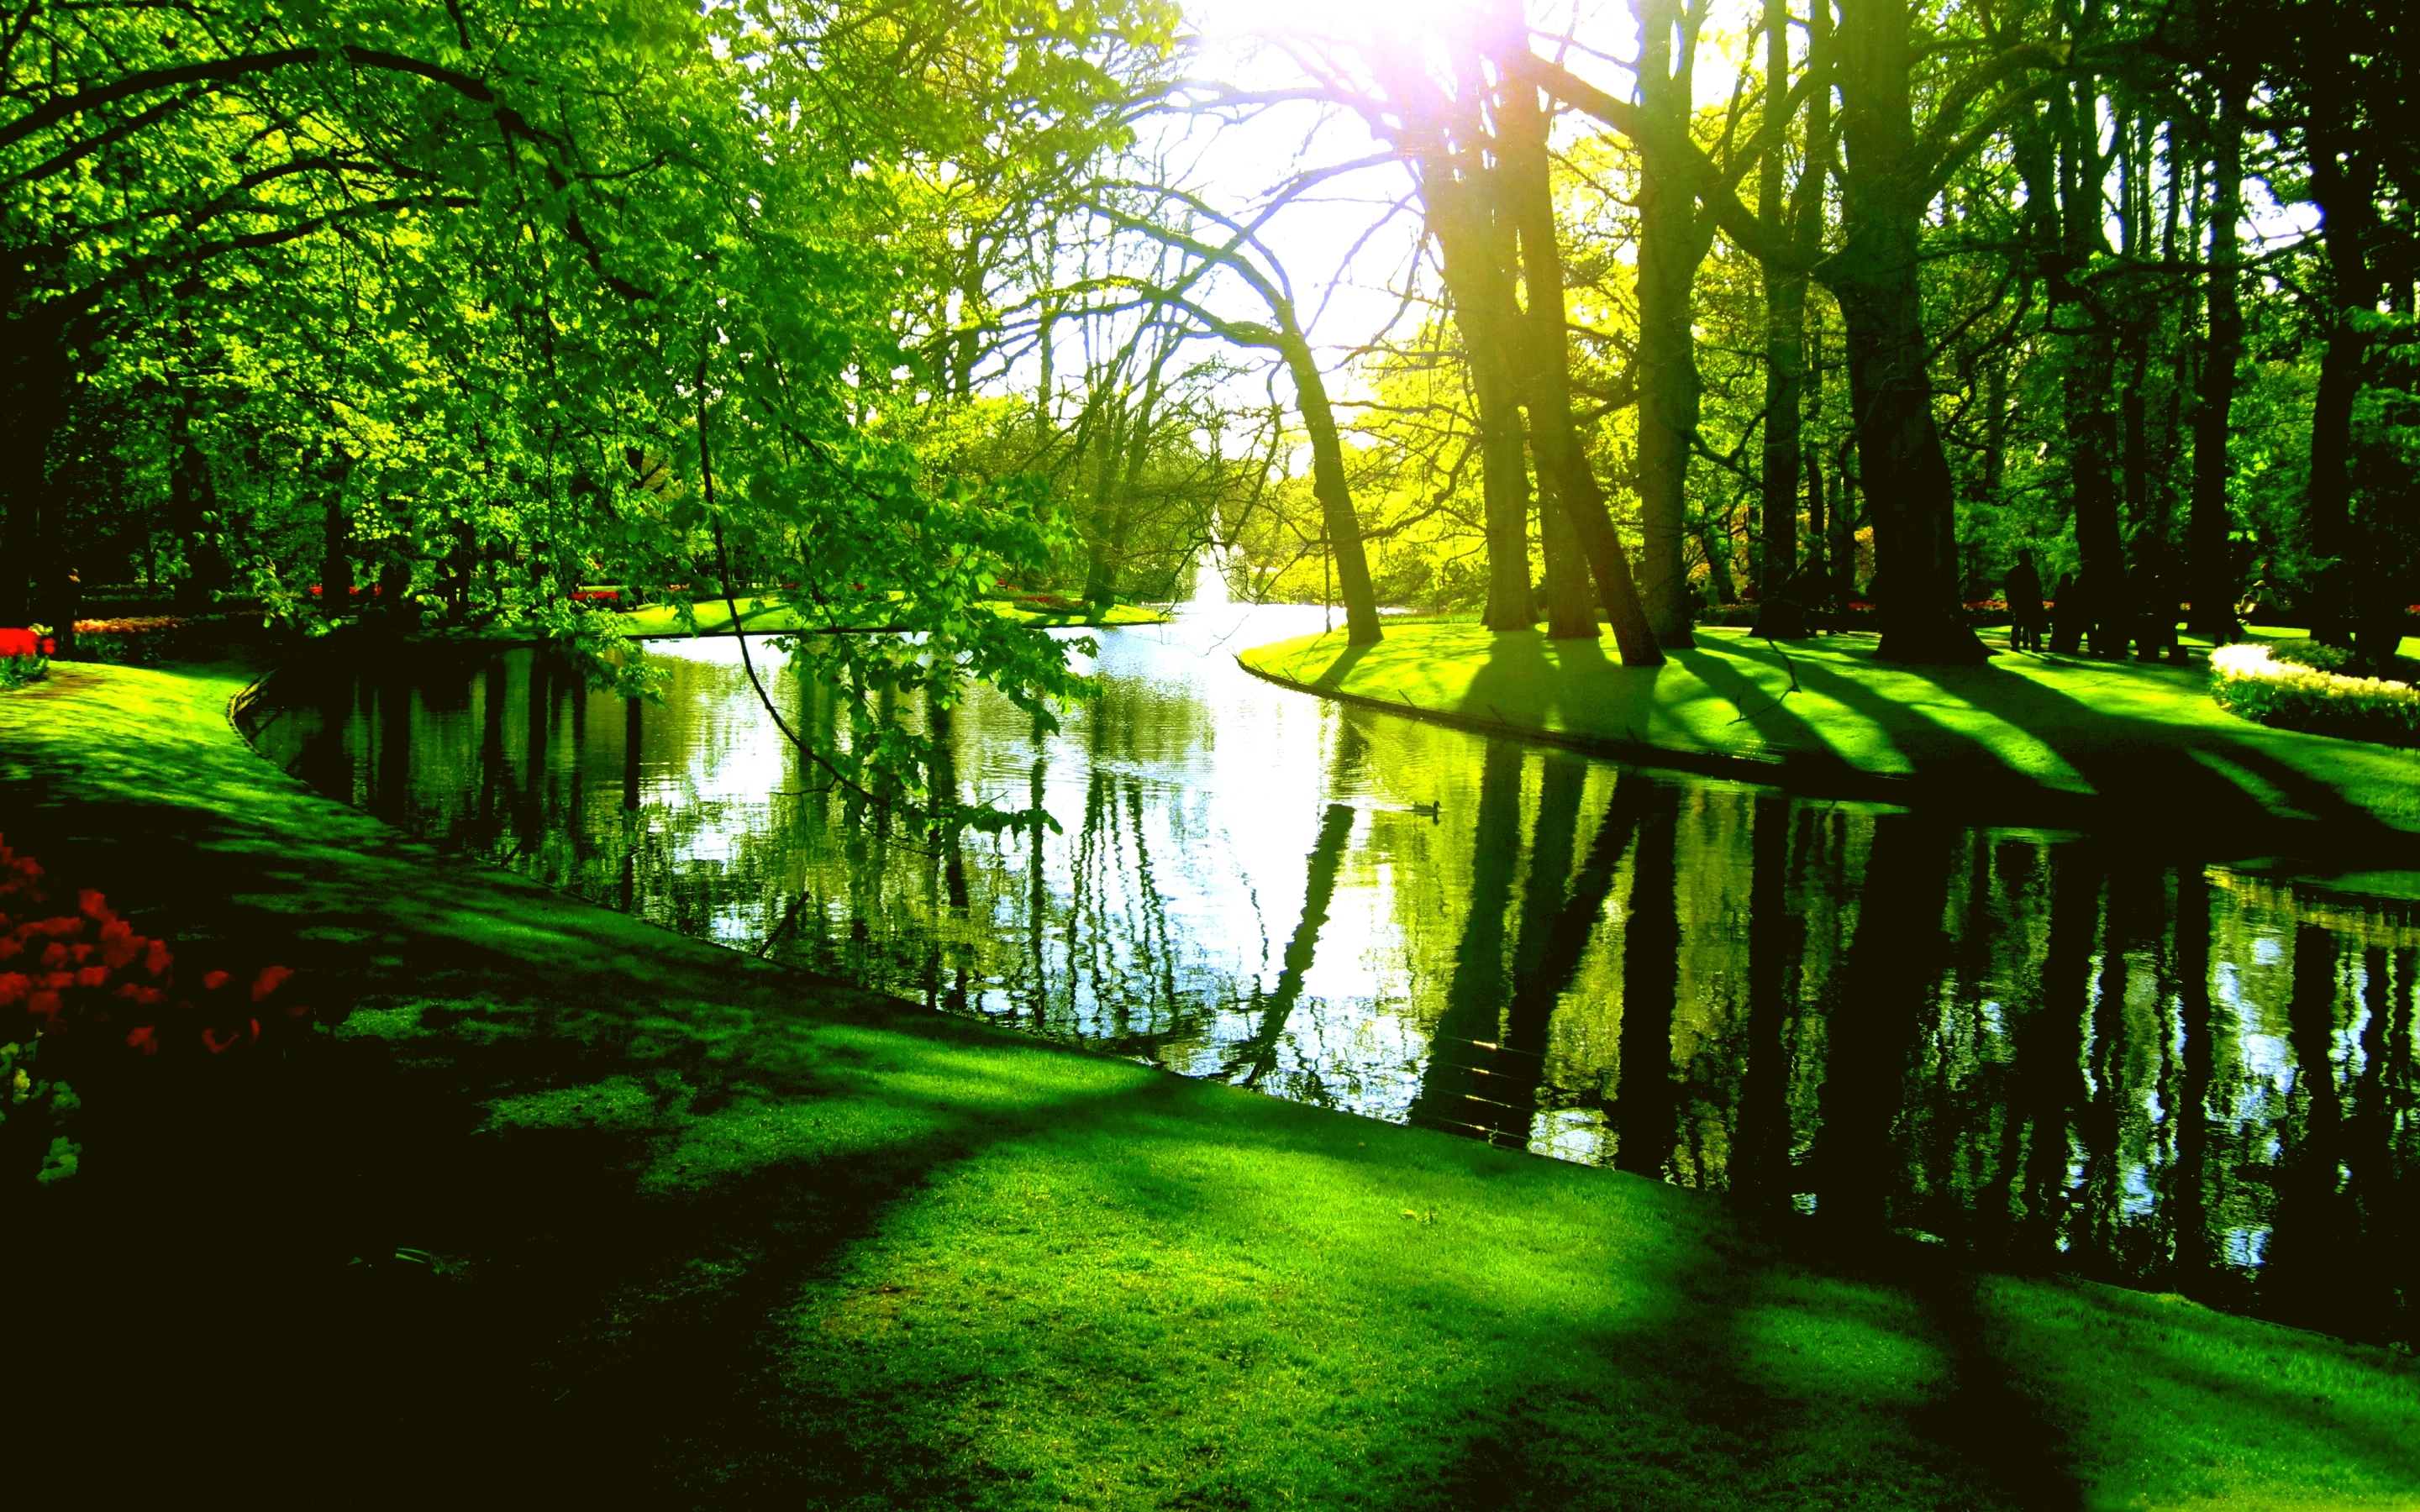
[7,0,2417,812]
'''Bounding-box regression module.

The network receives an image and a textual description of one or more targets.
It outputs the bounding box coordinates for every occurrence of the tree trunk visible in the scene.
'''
[1751,0,1808,638]
[2065,325,2128,654]
[1414,113,1541,634]
[0,333,68,633]
[1823,0,1986,662]
[1473,349,1539,630]
[322,493,354,622]
[1537,467,1598,637]
[1490,55,1665,667]
[1830,449,1860,611]
[1277,333,1384,645]
[2307,137,2381,648]
[2187,84,2245,643]
[1756,292,1810,630]
[1084,344,1168,607]
[1632,0,1712,648]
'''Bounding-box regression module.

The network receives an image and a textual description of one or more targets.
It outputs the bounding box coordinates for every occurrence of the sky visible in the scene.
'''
[1007,2,2320,449]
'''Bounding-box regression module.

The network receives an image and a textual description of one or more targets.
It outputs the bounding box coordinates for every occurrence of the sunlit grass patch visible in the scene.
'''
[1242,622,2420,845]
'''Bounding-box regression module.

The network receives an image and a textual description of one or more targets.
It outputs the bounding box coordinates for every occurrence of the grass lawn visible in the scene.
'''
[620,593,1171,638]
[1241,622,2420,858]
[5,659,2417,1507]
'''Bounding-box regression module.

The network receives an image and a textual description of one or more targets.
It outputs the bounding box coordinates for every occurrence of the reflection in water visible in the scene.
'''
[245,607,2420,1347]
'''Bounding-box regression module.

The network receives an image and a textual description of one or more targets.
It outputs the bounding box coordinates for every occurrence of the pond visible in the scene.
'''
[243,604,2420,1348]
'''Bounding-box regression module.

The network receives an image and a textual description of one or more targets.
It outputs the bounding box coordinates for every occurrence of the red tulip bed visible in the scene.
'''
[0,833,311,1184]
[0,627,54,688]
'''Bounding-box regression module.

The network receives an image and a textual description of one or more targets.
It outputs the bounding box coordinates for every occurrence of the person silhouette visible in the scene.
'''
[2004,549,2046,652]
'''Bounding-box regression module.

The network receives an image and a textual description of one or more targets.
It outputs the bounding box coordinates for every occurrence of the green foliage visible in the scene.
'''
[3,0,1181,834]
[0,1034,80,1184]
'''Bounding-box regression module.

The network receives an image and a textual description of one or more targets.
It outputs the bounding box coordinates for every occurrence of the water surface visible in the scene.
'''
[245,605,2420,1347]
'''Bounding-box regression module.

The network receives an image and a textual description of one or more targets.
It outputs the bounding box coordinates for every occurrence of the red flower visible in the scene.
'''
[0,627,37,658]
[0,938,19,963]
[0,972,26,1006]
[202,1025,241,1054]
[98,921,139,970]
[25,990,60,1027]
[114,983,161,1007]
[39,942,67,969]
[201,969,230,990]
[250,964,295,1002]
[145,938,172,977]
[125,1026,159,1056]
[78,890,109,919]
[39,638,53,656]
[75,964,108,989]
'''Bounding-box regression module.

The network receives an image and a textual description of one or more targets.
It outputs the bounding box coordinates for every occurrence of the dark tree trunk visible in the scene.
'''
[2187,85,2246,643]
[1823,0,1986,662]
[2065,324,2128,654]
[1756,271,1810,631]
[1829,452,1860,610]
[0,327,71,637]
[1752,0,1802,634]
[168,395,228,617]
[2306,139,2381,647]
[322,496,353,622]
[1536,468,1600,638]
[1698,515,1739,604]
[1631,0,1714,648]
[1474,344,1541,631]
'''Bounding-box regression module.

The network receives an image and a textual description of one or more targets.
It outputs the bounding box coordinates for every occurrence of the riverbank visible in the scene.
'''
[4,660,2417,1508]
[622,593,1170,638]
[1241,622,2420,858]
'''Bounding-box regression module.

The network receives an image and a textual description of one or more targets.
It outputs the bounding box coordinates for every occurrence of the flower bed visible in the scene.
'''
[67,615,192,666]
[0,626,54,688]
[0,833,312,1184]
[2208,643,2420,747]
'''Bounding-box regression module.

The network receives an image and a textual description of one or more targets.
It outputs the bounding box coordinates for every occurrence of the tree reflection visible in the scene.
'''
[245,643,2420,1347]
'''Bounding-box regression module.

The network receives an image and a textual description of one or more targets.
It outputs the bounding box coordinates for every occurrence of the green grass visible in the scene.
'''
[1241,622,2420,855]
[620,593,1171,638]
[4,660,2417,1506]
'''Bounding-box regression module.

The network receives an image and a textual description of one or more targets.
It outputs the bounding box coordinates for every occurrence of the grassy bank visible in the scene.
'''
[1241,622,2420,858]
[4,660,2417,1508]
[621,593,1170,638]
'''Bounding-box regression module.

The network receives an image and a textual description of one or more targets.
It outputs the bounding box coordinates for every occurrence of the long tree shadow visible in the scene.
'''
[1803,644,2420,857]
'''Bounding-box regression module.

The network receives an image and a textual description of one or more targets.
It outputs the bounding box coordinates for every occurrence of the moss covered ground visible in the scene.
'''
[1242,622,2420,858]
[4,659,2417,1507]
[621,593,1170,638]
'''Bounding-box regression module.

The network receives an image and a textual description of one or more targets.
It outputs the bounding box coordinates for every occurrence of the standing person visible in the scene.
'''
[2004,549,2047,652]
[2049,570,2089,654]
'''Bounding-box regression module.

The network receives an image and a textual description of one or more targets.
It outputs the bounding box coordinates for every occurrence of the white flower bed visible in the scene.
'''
[2208,643,2420,746]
